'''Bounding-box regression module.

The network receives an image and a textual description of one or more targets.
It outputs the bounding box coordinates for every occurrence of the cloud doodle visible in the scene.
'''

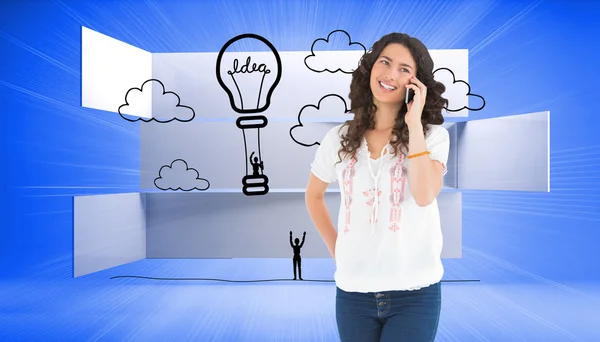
[154,159,210,191]
[290,94,351,147]
[118,79,195,123]
[304,30,366,74]
[433,68,485,112]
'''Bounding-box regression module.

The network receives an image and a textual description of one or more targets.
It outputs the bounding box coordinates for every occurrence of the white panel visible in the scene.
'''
[145,191,461,258]
[141,121,466,193]
[80,28,471,120]
[150,49,470,120]
[81,26,153,118]
[438,191,462,258]
[74,193,146,277]
[457,111,550,192]
[140,121,339,191]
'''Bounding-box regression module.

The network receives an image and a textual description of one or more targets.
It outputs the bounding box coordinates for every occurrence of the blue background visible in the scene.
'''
[1,0,599,340]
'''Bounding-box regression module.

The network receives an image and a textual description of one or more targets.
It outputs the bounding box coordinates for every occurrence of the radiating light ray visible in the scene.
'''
[14,140,138,160]
[25,210,72,216]
[118,2,163,51]
[85,2,148,51]
[20,191,139,198]
[464,191,592,200]
[463,201,599,218]
[454,292,520,342]
[24,160,140,175]
[464,210,591,238]
[464,205,600,221]
[465,199,600,211]
[464,189,599,197]
[469,0,544,57]
[550,183,600,188]
[441,0,498,49]
[551,144,600,154]
[464,207,599,219]
[469,32,541,74]
[84,314,130,342]
[479,287,585,341]
[552,164,600,171]
[457,247,593,339]
[510,89,582,115]
[0,31,79,77]
[51,0,94,28]
[464,192,599,198]
[551,172,600,178]
[464,247,600,301]
[552,156,600,165]
[144,0,198,52]
[471,62,523,90]
[18,186,137,189]
[465,198,598,212]
[551,188,600,191]
[0,80,138,137]
[465,193,600,203]
[552,154,600,162]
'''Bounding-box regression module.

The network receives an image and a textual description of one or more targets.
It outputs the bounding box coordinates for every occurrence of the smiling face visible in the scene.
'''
[369,43,417,106]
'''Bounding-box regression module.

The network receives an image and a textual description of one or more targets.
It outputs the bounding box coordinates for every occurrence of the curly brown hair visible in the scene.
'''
[338,32,448,162]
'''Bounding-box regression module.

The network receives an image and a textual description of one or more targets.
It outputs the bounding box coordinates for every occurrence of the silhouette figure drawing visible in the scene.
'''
[290,231,306,280]
[250,151,264,176]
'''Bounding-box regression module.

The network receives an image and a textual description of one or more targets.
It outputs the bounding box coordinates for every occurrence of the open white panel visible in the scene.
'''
[74,193,147,277]
[145,191,461,258]
[80,27,474,121]
[81,26,153,119]
[457,111,550,192]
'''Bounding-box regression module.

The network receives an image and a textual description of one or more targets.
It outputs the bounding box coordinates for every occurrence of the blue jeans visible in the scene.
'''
[336,282,441,342]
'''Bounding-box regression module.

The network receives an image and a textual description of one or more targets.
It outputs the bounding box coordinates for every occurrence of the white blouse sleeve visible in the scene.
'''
[310,125,342,183]
[425,125,450,176]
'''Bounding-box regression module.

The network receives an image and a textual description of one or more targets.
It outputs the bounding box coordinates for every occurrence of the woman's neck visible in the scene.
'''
[372,100,402,131]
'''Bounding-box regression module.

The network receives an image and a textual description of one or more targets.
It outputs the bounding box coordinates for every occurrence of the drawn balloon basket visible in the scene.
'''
[216,34,282,196]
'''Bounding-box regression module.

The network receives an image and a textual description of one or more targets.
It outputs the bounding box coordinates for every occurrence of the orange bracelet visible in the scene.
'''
[407,151,430,159]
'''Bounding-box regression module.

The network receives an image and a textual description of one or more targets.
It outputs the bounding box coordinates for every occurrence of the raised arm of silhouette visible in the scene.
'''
[300,231,306,247]
[289,231,294,247]
[250,151,261,176]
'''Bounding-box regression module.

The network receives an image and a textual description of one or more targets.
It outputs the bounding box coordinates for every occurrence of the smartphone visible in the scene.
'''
[405,87,415,104]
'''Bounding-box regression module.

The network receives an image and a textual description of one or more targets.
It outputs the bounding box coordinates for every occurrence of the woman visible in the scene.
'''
[305,32,450,342]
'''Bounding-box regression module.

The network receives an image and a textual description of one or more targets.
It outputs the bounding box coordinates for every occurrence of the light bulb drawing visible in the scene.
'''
[216,33,282,196]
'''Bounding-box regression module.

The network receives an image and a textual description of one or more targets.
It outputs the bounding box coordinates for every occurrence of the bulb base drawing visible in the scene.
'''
[236,116,268,130]
[242,175,269,196]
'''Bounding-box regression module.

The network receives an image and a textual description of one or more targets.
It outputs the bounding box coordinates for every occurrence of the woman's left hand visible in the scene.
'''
[405,76,427,127]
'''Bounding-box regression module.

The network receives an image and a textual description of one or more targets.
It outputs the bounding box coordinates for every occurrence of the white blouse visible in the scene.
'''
[311,123,450,292]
